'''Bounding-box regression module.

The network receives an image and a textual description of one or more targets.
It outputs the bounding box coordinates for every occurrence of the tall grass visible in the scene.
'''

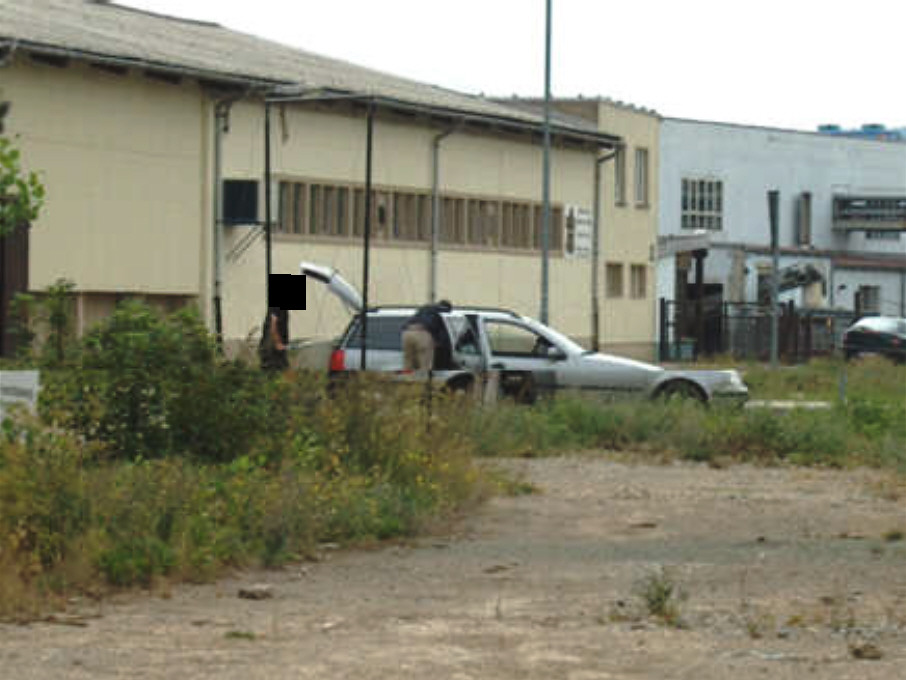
[0,304,486,620]
[465,363,905,471]
[2,304,902,621]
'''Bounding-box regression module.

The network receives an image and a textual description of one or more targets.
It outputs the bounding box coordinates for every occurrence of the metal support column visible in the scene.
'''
[360,102,375,370]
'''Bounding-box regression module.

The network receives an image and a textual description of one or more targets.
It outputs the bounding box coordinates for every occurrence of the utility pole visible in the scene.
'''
[264,101,272,310]
[768,190,780,368]
[540,0,552,324]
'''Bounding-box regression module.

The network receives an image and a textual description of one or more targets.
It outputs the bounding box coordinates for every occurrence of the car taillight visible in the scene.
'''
[329,349,346,372]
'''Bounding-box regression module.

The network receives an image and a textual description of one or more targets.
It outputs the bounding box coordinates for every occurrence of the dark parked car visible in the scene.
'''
[842,316,906,363]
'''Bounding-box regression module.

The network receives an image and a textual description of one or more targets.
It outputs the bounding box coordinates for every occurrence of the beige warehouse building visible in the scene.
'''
[1,0,660,361]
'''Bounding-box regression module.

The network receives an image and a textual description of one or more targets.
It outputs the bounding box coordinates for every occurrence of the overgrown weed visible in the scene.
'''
[0,304,484,619]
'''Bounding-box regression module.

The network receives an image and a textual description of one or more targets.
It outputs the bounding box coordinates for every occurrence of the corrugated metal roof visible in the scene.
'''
[0,0,617,145]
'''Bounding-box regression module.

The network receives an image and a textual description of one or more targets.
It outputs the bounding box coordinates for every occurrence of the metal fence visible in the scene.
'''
[659,298,856,363]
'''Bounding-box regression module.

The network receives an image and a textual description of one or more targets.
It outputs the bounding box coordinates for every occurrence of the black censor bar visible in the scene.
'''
[268,274,307,310]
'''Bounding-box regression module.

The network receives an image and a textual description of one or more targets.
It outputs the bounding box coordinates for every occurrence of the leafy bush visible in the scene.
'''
[38,302,282,463]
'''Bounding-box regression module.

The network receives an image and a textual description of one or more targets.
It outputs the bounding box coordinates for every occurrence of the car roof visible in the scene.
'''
[365,306,522,319]
[850,316,906,333]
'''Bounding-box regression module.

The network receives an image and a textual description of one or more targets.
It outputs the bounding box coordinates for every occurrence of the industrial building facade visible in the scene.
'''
[657,118,906,355]
[2,0,662,362]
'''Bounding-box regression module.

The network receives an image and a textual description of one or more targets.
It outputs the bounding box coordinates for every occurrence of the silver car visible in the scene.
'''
[302,262,748,405]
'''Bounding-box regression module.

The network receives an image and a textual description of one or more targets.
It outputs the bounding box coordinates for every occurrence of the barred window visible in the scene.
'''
[614,147,627,206]
[630,264,647,298]
[278,179,566,253]
[634,148,649,207]
[681,178,723,230]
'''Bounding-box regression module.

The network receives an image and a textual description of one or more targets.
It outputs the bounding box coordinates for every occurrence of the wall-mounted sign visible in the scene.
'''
[564,205,592,259]
[0,371,40,422]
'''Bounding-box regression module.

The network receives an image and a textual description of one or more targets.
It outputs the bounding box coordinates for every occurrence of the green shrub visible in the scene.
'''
[37,302,292,463]
[0,417,92,571]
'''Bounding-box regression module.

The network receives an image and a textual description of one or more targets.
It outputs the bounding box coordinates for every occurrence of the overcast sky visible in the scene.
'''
[121,0,903,133]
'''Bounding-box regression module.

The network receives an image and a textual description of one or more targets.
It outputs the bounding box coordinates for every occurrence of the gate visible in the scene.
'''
[0,222,30,358]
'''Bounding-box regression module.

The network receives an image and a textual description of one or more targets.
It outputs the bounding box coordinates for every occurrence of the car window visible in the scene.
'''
[485,320,552,357]
[345,316,407,350]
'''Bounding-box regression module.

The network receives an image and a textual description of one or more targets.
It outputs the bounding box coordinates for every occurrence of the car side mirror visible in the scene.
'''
[547,346,566,361]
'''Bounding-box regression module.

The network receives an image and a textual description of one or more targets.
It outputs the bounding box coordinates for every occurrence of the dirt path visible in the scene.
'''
[2,457,905,679]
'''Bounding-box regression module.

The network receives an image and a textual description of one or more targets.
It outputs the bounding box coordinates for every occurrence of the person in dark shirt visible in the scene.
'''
[259,306,289,372]
[401,300,452,374]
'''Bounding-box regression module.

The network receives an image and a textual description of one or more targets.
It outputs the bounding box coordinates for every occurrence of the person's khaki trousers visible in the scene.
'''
[402,326,435,374]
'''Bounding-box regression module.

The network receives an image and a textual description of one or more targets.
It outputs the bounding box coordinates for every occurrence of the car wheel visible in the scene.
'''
[445,375,474,397]
[655,380,707,404]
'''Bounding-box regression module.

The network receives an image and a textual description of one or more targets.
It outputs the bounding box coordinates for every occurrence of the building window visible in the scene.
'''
[681,178,723,230]
[467,200,499,247]
[392,192,428,241]
[500,202,532,249]
[634,148,649,207]
[441,196,465,244]
[866,230,900,241]
[630,264,647,298]
[857,285,880,314]
[614,147,627,206]
[278,181,307,233]
[606,263,624,298]
[531,204,564,252]
[279,178,564,253]
[795,191,812,245]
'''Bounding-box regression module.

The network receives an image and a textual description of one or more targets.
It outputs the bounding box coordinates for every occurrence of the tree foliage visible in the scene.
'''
[0,103,45,236]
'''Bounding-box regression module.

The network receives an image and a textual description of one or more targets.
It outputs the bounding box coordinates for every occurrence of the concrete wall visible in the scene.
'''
[658,119,906,310]
[4,57,209,297]
[659,120,906,252]
[220,100,602,349]
[596,102,659,357]
[7,59,649,358]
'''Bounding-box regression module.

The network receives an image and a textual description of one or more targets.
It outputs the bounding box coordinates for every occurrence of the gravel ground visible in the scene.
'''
[2,456,905,679]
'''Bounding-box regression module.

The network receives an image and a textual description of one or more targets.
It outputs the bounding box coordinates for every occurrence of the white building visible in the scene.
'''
[657,118,906,354]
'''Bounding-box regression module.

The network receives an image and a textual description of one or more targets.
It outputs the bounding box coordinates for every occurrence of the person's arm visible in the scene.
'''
[269,313,286,352]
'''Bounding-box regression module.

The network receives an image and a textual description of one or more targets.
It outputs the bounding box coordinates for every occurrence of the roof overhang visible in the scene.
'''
[657,230,711,258]
[3,38,281,90]
[4,39,620,150]
[267,87,622,150]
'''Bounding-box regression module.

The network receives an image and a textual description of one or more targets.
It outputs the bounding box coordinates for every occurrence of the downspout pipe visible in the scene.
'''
[211,93,245,349]
[212,102,227,348]
[900,269,906,317]
[430,127,455,303]
[264,101,273,312]
[592,149,618,352]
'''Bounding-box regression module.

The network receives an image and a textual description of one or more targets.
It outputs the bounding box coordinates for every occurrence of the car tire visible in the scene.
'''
[444,375,474,397]
[655,380,707,404]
